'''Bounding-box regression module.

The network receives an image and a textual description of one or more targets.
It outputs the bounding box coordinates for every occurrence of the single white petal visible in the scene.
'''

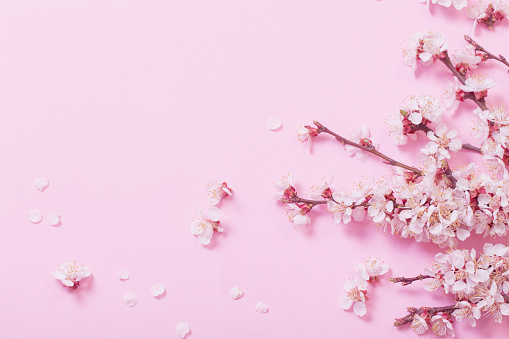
[123,291,138,307]
[118,270,129,280]
[353,301,367,317]
[175,322,190,339]
[208,206,221,222]
[151,283,165,297]
[408,113,423,125]
[48,212,61,226]
[34,178,49,191]
[51,271,66,280]
[267,117,282,130]
[28,209,43,223]
[255,302,268,313]
[230,286,244,300]
[293,214,310,225]
[500,303,509,316]
[338,295,353,310]
[198,233,212,245]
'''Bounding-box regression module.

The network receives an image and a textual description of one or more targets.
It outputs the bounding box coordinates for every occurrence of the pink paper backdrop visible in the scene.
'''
[1,1,509,338]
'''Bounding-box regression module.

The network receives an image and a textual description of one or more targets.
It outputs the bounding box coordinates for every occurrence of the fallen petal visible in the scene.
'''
[267,117,282,130]
[34,178,49,191]
[255,302,268,314]
[118,270,129,280]
[123,291,138,307]
[176,322,190,338]
[151,283,165,297]
[28,209,43,223]
[48,212,61,226]
[230,286,244,300]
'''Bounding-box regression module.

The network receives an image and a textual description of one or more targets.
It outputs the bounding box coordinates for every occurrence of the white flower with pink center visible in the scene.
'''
[309,176,334,200]
[51,261,91,289]
[466,1,488,32]
[190,206,222,245]
[338,279,368,317]
[355,258,389,283]
[459,76,497,100]
[344,126,379,162]
[368,193,394,223]
[404,95,444,125]
[403,31,448,71]
[327,192,364,224]
[421,124,462,160]
[298,124,315,152]
[411,314,428,334]
[430,315,455,337]
[205,179,232,206]
[452,301,481,327]
[285,203,311,226]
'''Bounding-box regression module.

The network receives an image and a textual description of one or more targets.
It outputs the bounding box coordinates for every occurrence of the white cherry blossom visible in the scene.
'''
[344,125,379,162]
[52,261,91,289]
[190,206,222,245]
[205,179,232,206]
[421,124,462,160]
[338,279,368,317]
[355,258,389,283]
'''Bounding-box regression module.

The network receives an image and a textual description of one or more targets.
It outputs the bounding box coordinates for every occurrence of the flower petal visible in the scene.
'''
[255,302,268,313]
[28,209,43,223]
[123,291,138,307]
[34,178,49,191]
[353,301,367,317]
[151,283,165,297]
[267,117,282,130]
[176,322,190,338]
[230,286,244,300]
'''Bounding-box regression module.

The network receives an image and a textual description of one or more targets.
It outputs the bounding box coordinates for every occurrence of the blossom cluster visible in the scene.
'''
[419,0,509,32]
[339,259,389,317]
[190,180,232,245]
[278,32,509,250]
[392,243,509,337]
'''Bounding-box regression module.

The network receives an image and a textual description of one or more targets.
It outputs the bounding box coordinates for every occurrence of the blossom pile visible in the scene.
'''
[339,259,389,317]
[191,180,232,245]
[392,243,509,336]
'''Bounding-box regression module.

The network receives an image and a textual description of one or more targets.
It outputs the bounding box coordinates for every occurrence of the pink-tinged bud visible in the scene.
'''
[321,187,333,200]
[221,182,232,194]
[306,126,320,137]
[300,204,311,215]
[283,186,298,200]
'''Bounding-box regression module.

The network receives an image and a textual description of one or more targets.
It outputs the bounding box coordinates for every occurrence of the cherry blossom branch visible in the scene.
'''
[314,121,423,176]
[390,274,433,286]
[439,53,489,111]
[465,35,509,72]
[394,305,457,327]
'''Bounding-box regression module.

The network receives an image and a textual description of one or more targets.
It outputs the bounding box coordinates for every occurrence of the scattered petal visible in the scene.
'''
[48,212,61,226]
[118,270,129,280]
[175,322,190,338]
[123,291,138,307]
[230,286,244,300]
[34,178,49,191]
[267,117,282,130]
[28,209,42,223]
[255,302,268,314]
[151,283,165,297]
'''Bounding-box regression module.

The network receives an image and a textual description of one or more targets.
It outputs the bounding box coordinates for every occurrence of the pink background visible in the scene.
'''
[1,1,509,338]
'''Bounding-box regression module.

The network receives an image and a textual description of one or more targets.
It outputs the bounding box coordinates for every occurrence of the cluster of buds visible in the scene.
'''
[392,243,509,336]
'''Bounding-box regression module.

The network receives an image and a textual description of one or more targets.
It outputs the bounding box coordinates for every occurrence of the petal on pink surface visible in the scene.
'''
[175,322,190,338]
[28,209,42,223]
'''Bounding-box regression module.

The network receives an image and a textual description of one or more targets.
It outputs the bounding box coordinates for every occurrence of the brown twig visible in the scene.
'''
[390,274,433,286]
[394,305,457,327]
[439,53,489,111]
[314,121,423,176]
[465,35,509,72]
